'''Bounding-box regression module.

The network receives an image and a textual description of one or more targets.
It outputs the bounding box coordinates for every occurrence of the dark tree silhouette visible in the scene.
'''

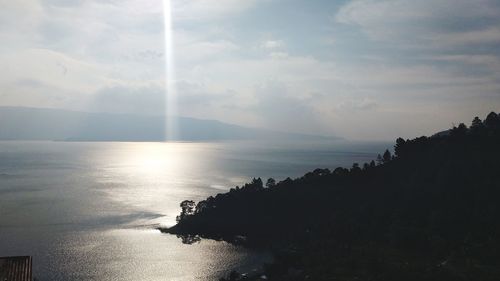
[266,178,276,188]
[485,111,500,130]
[382,149,392,163]
[333,167,348,176]
[176,200,196,222]
[394,137,406,158]
[363,162,369,170]
[450,123,467,137]
[350,163,361,173]
[471,116,485,134]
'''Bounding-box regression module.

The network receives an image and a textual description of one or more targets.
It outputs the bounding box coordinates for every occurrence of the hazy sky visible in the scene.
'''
[1,0,499,140]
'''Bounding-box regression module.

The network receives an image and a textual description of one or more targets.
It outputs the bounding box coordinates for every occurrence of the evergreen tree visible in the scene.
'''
[363,163,369,170]
[266,178,276,188]
[382,149,392,163]
[351,163,361,173]
[394,137,406,158]
[471,116,485,134]
[485,112,500,130]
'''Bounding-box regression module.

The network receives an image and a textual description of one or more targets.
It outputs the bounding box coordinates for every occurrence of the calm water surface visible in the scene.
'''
[0,140,389,280]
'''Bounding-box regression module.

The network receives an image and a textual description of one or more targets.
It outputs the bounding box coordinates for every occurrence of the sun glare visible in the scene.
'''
[163,0,177,142]
[127,143,181,175]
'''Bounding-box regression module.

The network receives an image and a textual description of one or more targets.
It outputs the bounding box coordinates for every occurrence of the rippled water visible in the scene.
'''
[0,140,389,280]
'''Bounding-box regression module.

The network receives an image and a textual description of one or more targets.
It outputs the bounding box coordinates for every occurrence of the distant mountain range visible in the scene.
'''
[0,107,336,142]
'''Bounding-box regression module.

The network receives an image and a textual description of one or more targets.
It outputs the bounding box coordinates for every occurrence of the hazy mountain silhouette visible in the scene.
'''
[0,107,336,141]
[164,112,500,281]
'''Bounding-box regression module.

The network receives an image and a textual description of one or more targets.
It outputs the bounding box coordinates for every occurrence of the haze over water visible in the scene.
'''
[0,140,387,280]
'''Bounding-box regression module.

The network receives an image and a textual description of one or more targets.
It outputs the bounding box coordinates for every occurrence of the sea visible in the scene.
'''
[0,140,390,280]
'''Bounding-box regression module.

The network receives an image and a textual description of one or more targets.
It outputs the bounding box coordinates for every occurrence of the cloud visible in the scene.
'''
[336,98,378,112]
[336,0,500,48]
[0,1,44,50]
[262,40,284,49]
[173,0,266,21]
[175,39,240,63]
[1,0,499,140]
[251,80,326,134]
[436,26,500,46]
[38,0,165,64]
[269,52,289,59]
[89,86,165,115]
[87,81,241,120]
[0,48,109,94]
[260,40,288,59]
[441,53,500,66]
[331,0,500,139]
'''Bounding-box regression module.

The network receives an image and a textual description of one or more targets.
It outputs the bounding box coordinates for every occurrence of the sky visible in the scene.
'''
[1,0,499,140]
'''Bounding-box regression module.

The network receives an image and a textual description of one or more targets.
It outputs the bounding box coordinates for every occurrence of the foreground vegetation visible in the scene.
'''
[162,112,500,281]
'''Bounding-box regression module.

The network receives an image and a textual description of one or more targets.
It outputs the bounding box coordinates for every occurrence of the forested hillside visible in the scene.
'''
[164,112,500,281]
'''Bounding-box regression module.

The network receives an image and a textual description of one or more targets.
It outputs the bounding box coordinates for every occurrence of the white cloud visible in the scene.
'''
[336,98,378,111]
[0,1,44,50]
[269,52,289,59]
[336,0,500,47]
[176,39,239,63]
[436,27,500,46]
[173,0,265,21]
[262,40,284,49]
[1,0,499,139]
[0,48,109,94]
[444,53,500,65]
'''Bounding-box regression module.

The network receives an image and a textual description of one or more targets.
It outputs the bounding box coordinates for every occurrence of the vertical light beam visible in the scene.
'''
[163,0,177,141]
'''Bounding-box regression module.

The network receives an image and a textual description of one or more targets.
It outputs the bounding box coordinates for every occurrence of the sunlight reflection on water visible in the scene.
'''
[93,142,222,227]
[0,140,387,280]
[53,228,269,281]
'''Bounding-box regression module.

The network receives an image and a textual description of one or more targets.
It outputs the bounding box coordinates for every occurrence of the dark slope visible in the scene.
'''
[164,112,500,281]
